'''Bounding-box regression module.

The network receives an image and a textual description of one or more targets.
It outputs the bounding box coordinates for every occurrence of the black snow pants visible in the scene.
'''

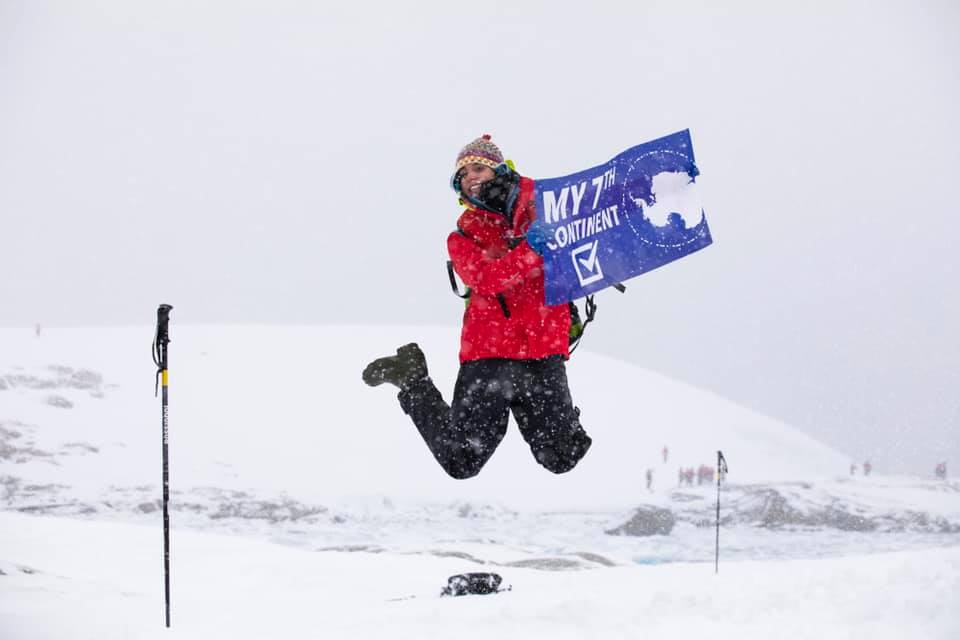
[398,356,592,479]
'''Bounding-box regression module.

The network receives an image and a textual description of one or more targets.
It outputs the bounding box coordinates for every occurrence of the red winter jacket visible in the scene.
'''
[448,176,571,363]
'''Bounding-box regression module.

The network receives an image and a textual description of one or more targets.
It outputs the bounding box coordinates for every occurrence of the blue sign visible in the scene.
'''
[531,129,712,305]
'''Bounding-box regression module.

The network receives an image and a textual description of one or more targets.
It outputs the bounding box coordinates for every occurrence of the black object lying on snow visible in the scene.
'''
[441,572,510,597]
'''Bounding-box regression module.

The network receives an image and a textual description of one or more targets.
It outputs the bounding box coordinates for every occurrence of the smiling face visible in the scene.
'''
[457,163,496,199]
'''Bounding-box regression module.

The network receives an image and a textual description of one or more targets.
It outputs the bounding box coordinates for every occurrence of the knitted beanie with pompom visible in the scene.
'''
[453,134,504,178]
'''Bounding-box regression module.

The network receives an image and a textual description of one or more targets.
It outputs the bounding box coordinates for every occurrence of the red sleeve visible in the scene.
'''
[448,232,542,297]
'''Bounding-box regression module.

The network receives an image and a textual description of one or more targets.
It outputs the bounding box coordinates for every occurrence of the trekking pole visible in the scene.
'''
[715,450,728,574]
[152,304,173,627]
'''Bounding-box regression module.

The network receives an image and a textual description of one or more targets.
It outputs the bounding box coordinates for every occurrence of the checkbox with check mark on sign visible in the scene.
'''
[571,241,604,287]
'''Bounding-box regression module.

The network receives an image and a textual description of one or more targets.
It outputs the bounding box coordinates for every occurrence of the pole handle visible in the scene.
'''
[153,303,173,396]
[156,304,173,350]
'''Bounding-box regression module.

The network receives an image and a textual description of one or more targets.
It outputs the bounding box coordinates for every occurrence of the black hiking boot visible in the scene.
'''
[362,343,429,390]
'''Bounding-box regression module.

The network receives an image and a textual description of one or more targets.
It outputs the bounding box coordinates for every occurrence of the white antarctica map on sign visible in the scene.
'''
[634,170,704,227]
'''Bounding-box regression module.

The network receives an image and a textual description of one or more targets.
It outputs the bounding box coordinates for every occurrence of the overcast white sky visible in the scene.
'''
[1,0,957,474]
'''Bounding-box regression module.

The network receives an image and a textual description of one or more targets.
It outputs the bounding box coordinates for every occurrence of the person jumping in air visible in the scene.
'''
[362,134,593,479]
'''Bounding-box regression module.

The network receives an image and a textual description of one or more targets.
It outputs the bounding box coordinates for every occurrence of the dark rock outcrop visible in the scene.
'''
[606,506,676,537]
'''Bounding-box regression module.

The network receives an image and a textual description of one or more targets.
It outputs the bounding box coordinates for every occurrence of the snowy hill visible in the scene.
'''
[1,324,850,510]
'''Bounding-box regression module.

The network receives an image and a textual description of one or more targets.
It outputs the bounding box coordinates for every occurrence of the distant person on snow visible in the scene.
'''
[362,135,593,479]
[863,460,872,477]
[935,462,947,480]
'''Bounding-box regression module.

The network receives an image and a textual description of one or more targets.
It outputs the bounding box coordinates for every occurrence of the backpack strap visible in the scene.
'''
[446,260,470,299]
[568,295,597,355]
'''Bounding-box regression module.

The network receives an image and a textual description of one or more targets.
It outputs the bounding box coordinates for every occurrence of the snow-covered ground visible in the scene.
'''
[3,511,958,640]
[2,325,959,638]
